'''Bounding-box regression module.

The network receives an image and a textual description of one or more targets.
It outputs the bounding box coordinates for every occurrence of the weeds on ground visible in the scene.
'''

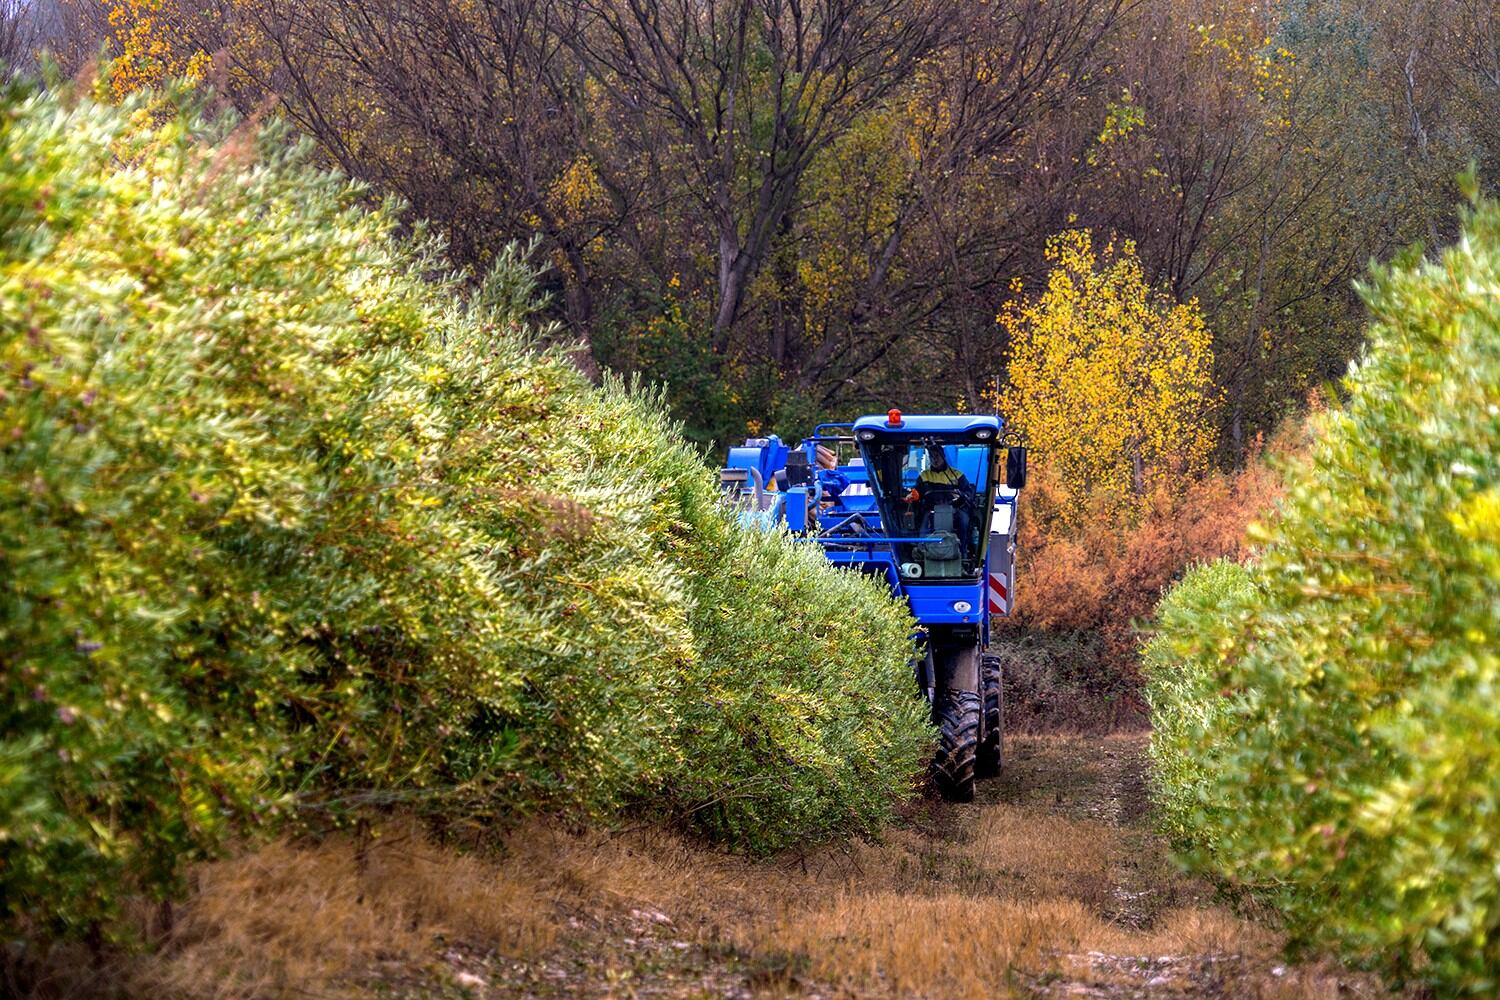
[42,739,1382,999]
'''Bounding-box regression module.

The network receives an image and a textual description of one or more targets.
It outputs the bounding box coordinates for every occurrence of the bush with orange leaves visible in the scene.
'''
[998,421,1302,730]
[1016,452,1285,635]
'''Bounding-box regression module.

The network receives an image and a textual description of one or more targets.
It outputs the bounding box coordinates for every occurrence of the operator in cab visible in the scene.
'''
[906,446,978,551]
[910,445,976,545]
[918,445,974,505]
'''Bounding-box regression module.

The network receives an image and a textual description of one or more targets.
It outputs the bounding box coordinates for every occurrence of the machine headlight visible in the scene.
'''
[952,600,973,613]
[974,428,994,441]
[857,429,876,441]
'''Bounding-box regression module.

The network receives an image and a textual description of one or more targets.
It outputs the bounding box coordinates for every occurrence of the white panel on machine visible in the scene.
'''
[988,487,1018,615]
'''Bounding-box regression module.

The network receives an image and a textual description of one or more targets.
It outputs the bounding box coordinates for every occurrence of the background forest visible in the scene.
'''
[6,0,1496,451]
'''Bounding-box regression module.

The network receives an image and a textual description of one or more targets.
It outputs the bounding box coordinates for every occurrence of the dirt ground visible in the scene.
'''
[104,735,1395,1000]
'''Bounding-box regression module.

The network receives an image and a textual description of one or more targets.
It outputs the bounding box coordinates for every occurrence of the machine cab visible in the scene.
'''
[853,412,1002,583]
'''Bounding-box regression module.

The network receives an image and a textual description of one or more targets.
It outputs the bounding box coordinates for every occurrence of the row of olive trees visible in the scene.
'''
[1145,191,1500,994]
[1,79,929,953]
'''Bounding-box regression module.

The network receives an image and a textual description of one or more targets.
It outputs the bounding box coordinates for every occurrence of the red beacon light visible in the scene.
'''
[887,408,904,426]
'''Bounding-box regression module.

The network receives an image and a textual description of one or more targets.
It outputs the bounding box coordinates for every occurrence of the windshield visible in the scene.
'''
[862,440,995,580]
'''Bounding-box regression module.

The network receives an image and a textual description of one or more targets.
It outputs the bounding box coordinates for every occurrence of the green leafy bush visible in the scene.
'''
[1141,559,1255,845]
[676,522,927,850]
[0,81,925,943]
[1146,192,1500,992]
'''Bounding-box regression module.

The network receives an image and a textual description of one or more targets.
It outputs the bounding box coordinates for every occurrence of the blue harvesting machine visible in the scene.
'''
[720,409,1027,801]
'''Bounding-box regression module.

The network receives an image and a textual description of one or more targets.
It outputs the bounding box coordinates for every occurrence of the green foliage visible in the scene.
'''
[591,296,740,449]
[591,294,831,451]
[1141,559,1255,845]
[676,523,928,850]
[0,81,926,943]
[1146,197,1500,992]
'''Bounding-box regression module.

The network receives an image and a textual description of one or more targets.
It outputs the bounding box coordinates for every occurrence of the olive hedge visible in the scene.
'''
[1141,558,1255,849]
[1146,188,1500,993]
[0,81,929,943]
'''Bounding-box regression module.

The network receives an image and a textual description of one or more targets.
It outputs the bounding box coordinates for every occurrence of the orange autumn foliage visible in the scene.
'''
[1011,417,1306,638]
[995,449,1285,732]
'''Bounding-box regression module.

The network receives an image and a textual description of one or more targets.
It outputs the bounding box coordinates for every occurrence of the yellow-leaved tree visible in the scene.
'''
[100,0,209,100]
[998,229,1218,524]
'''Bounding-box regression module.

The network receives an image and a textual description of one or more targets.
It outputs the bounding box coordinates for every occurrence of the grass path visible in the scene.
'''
[121,736,1394,999]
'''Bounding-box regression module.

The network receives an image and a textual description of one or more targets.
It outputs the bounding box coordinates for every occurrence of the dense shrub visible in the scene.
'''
[675,521,927,849]
[570,378,930,852]
[1140,559,1255,844]
[1015,429,1290,636]
[0,81,926,943]
[1147,192,1500,992]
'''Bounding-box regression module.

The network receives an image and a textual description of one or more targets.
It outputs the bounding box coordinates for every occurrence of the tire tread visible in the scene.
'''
[933,688,980,802]
[977,653,1004,777]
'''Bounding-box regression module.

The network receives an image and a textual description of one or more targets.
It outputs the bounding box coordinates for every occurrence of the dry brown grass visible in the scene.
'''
[128,822,556,998]
[765,894,1264,996]
[747,783,1280,996]
[77,736,1383,999]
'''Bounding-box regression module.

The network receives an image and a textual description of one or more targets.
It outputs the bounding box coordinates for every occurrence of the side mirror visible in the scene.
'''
[1005,446,1028,490]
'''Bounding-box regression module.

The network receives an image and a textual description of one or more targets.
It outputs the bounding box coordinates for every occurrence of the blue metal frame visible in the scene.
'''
[721,412,1018,646]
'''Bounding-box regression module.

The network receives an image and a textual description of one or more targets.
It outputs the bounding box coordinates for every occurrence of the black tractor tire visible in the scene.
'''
[977,653,1004,777]
[933,688,980,802]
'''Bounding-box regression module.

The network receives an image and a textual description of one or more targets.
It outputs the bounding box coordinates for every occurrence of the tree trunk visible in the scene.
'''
[770,206,801,370]
[715,226,746,342]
